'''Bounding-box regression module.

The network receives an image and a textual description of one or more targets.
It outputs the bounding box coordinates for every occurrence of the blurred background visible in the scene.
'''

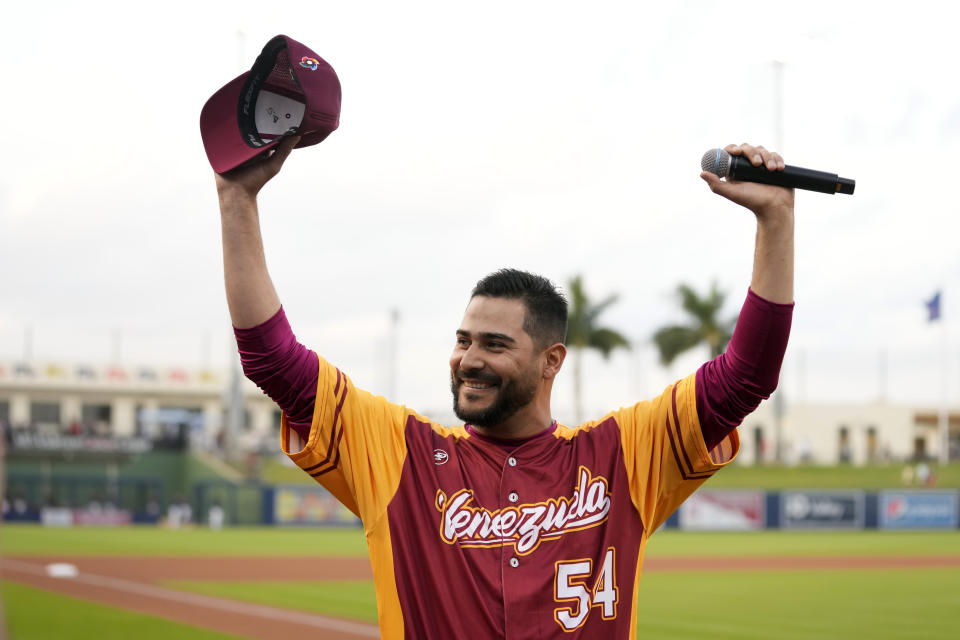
[1,1,958,638]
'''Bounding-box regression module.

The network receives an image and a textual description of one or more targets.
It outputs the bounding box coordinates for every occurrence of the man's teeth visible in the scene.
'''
[463,381,494,389]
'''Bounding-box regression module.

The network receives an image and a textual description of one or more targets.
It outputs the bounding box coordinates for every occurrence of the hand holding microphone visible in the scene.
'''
[700,143,800,303]
[698,143,798,218]
[701,144,855,195]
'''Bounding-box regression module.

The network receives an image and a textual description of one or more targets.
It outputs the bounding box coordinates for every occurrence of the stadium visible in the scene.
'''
[2,355,958,638]
[3,1,960,638]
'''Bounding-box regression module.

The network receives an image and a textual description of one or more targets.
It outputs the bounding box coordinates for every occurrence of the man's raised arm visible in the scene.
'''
[695,142,795,451]
[214,136,318,445]
[215,136,300,328]
[701,142,794,304]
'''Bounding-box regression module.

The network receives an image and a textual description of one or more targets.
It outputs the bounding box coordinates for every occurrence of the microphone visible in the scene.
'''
[701,148,855,195]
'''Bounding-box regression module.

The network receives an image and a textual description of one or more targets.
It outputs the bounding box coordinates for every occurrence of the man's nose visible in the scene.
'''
[459,344,485,371]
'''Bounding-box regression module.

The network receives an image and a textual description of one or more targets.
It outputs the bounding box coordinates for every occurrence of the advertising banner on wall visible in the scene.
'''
[274,486,361,526]
[678,490,765,530]
[780,490,864,529]
[880,491,959,529]
[40,507,132,527]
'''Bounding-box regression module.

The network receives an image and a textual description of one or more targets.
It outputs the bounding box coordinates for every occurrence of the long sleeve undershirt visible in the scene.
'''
[233,289,793,450]
[695,289,793,450]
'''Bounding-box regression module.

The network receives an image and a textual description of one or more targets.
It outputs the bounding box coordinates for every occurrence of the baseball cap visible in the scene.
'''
[200,34,341,173]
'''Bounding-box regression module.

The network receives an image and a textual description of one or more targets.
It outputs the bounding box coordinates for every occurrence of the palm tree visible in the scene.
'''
[565,275,631,424]
[652,282,735,366]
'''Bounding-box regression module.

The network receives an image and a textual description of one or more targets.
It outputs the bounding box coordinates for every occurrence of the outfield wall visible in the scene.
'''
[666,489,960,531]
[5,480,959,530]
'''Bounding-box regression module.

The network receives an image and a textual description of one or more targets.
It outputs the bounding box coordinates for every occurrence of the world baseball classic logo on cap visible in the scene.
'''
[199,35,341,173]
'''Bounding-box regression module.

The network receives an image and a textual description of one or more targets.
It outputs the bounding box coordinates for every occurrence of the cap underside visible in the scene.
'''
[200,34,337,173]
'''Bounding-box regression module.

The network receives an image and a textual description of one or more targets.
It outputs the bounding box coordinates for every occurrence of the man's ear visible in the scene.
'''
[541,342,567,380]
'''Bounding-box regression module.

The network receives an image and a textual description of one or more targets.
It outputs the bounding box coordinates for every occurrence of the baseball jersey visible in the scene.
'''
[282,356,739,639]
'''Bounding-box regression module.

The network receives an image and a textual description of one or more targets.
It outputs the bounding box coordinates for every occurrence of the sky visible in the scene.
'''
[2,0,959,423]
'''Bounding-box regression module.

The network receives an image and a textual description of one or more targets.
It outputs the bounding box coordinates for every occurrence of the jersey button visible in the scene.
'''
[507,456,518,467]
[509,557,519,568]
[508,492,519,503]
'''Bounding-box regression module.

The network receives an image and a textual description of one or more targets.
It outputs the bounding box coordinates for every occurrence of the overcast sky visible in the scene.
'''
[2,0,959,422]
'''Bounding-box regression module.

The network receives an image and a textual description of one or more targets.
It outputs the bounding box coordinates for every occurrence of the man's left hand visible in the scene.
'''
[700,142,794,220]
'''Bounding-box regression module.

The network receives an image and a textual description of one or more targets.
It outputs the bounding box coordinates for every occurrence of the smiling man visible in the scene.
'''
[215,137,794,639]
[452,277,567,439]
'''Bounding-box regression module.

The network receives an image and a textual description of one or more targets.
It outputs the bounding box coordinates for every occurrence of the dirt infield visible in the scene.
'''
[4,554,960,639]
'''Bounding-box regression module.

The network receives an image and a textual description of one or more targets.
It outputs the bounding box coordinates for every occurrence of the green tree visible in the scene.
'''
[652,282,736,366]
[565,275,631,423]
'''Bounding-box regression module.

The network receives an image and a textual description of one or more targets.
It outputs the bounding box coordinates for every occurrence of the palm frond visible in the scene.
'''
[565,276,629,355]
[652,325,704,366]
[654,281,737,365]
[589,328,631,359]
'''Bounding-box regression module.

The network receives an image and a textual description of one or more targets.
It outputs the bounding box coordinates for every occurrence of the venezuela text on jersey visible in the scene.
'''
[436,466,612,555]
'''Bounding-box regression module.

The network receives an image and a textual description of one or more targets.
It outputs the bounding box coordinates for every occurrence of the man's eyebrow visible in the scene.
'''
[455,330,517,343]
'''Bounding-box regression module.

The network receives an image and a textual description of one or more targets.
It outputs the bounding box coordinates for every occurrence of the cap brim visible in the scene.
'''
[200,72,280,173]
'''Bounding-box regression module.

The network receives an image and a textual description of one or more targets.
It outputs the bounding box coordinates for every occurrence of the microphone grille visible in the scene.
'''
[700,148,730,178]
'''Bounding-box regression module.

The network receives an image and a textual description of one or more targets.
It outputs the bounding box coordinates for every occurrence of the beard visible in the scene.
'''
[451,367,539,429]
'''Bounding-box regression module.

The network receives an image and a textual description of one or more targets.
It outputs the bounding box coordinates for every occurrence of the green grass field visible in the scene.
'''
[705,462,960,490]
[633,568,960,639]
[5,524,959,557]
[162,579,379,624]
[1,581,242,640]
[3,525,959,639]
[0,523,369,556]
[161,569,960,640]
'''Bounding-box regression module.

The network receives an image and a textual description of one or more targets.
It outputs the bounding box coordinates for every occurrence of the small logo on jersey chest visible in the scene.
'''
[433,449,449,465]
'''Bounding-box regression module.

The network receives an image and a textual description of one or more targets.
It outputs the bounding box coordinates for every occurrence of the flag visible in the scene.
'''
[926,291,941,322]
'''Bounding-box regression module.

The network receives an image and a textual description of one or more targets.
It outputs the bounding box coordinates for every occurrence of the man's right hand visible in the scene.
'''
[216,136,300,329]
[215,135,301,202]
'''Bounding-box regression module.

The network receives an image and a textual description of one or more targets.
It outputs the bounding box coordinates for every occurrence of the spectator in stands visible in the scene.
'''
[180,498,193,524]
[166,495,193,528]
[12,492,28,516]
[901,464,915,486]
[208,500,225,530]
[145,493,162,520]
[167,501,184,528]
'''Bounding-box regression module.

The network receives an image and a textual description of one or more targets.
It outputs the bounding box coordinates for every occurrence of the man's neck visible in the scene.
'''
[469,403,553,440]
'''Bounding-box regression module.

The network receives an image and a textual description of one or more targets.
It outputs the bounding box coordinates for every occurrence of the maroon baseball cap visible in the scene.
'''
[200,35,341,173]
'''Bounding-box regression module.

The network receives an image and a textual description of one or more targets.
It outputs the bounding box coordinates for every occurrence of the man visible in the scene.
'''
[216,139,793,639]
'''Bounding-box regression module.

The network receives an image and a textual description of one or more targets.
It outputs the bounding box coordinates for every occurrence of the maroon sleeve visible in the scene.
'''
[695,289,793,451]
[233,307,318,442]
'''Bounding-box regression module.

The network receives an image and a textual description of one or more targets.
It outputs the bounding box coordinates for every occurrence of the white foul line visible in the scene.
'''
[0,558,380,638]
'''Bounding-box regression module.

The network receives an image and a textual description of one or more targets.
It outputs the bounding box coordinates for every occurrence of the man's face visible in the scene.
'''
[450,296,541,428]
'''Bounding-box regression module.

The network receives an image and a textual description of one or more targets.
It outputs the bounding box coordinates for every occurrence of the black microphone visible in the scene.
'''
[701,148,855,195]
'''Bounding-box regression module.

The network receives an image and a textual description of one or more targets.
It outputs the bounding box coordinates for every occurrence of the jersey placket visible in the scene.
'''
[496,438,551,639]
[498,448,519,638]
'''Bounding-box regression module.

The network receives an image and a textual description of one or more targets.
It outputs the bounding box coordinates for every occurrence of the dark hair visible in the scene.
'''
[471,268,568,347]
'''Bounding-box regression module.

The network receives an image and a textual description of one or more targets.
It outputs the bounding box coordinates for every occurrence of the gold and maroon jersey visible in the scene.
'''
[282,355,739,639]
